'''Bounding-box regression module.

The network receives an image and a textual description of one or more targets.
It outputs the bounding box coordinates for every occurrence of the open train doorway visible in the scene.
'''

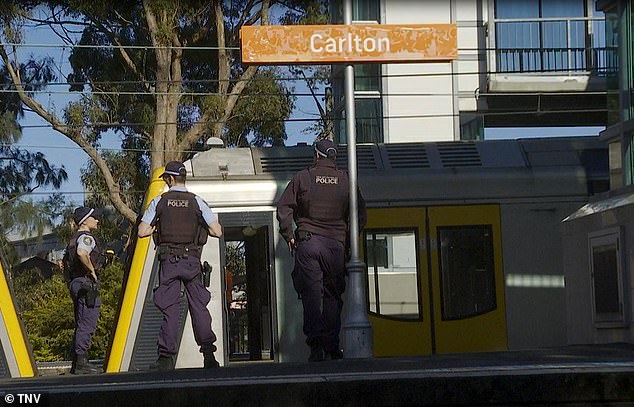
[219,212,275,364]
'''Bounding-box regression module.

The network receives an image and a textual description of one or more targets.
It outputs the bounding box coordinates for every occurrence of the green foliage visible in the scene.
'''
[1,57,68,201]
[12,262,124,361]
[225,69,296,146]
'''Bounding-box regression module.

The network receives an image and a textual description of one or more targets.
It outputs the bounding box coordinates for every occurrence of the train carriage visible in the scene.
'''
[107,136,608,370]
[0,256,37,377]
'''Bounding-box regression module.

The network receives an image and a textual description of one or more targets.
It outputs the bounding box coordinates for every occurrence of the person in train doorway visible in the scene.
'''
[276,139,367,362]
[138,160,223,371]
[64,206,104,375]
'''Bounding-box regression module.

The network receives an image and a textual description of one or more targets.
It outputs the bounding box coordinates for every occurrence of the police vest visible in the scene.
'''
[154,190,208,247]
[64,231,101,281]
[302,166,349,225]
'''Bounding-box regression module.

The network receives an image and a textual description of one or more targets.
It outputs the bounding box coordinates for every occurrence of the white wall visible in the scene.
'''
[378,0,487,142]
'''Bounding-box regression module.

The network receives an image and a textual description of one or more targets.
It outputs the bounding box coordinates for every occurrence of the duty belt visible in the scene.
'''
[158,244,201,260]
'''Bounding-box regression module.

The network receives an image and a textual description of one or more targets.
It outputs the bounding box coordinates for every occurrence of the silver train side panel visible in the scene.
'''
[176,239,225,368]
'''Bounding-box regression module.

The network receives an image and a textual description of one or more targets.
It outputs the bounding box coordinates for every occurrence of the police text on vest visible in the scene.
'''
[315,176,339,184]
[167,199,190,207]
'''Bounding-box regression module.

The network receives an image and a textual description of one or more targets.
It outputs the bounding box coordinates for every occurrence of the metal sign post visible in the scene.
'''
[340,0,373,359]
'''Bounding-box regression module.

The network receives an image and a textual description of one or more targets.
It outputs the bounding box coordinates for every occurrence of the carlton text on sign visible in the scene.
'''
[240,24,457,64]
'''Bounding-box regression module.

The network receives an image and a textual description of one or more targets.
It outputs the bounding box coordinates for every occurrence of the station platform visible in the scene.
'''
[1,344,634,406]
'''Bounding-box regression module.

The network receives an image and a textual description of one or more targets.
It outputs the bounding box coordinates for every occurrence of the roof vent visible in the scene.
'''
[385,144,430,169]
[259,156,313,173]
[437,142,482,167]
[335,145,378,171]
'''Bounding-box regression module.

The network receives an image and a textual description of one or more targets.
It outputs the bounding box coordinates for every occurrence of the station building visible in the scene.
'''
[562,0,634,345]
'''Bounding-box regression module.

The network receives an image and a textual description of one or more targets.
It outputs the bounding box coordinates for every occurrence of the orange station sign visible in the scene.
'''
[240,24,457,64]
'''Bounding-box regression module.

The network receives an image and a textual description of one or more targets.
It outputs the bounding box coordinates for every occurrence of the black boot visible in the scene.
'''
[203,352,220,368]
[327,349,344,360]
[149,355,175,371]
[308,344,325,362]
[72,354,101,375]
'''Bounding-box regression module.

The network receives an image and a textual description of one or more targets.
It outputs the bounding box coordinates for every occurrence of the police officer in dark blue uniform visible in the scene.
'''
[277,139,367,361]
[138,160,223,371]
[65,206,103,374]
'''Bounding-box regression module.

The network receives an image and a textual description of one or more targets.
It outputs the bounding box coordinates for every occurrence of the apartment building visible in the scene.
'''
[330,0,609,143]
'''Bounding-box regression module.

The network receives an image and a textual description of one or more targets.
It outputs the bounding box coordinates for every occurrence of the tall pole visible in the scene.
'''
[341,0,373,359]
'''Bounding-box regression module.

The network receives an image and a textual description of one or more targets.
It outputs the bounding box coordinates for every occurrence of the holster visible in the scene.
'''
[202,261,212,288]
[295,230,312,242]
[81,281,99,308]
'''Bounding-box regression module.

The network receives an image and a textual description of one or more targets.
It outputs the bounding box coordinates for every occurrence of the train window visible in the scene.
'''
[364,230,421,319]
[437,225,496,320]
[589,228,626,325]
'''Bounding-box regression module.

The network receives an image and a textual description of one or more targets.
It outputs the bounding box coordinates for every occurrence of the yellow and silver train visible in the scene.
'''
[0,255,37,377]
[105,136,608,371]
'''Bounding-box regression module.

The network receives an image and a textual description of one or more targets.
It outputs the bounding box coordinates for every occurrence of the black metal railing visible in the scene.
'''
[495,46,618,75]
[493,17,614,75]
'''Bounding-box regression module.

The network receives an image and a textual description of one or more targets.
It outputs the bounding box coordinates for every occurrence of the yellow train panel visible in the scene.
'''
[0,260,36,377]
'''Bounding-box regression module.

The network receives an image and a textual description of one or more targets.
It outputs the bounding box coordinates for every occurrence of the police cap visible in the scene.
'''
[315,139,337,158]
[73,207,102,225]
[160,161,187,177]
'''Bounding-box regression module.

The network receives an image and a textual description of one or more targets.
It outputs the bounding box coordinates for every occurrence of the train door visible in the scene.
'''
[364,208,431,356]
[427,205,507,353]
[363,205,506,356]
[219,212,275,364]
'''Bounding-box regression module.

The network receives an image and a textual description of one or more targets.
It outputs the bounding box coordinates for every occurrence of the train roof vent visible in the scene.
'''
[437,142,482,167]
[335,145,380,171]
[259,155,314,173]
[384,144,430,169]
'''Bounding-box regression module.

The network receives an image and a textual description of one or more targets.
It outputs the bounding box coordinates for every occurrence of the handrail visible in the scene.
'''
[491,16,610,75]
[493,16,605,23]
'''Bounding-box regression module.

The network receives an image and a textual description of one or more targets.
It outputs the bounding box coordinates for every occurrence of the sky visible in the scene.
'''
[11,11,605,208]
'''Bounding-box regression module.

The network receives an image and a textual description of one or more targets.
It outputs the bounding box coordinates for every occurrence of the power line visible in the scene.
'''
[1,42,241,51]
[4,107,608,129]
[0,88,610,98]
[0,69,615,86]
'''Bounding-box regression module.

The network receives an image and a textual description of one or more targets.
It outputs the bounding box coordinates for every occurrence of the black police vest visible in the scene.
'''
[66,231,101,280]
[302,166,348,225]
[154,190,207,246]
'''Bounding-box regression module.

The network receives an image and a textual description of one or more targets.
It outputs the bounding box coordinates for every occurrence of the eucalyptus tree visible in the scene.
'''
[1,0,327,223]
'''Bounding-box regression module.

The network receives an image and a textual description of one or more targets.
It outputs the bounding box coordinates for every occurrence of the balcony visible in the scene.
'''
[484,16,611,127]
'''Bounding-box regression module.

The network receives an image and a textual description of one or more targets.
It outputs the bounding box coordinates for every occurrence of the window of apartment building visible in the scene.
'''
[494,0,596,72]
[603,3,620,125]
[438,225,497,320]
[331,0,384,144]
[364,230,421,320]
[621,0,634,122]
[330,0,379,23]
[588,228,627,325]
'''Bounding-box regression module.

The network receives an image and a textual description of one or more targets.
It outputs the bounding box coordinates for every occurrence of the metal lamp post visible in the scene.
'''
[341,0,373,359]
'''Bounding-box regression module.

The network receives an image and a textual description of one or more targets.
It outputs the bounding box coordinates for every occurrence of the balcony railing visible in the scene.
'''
[493,16,615,75]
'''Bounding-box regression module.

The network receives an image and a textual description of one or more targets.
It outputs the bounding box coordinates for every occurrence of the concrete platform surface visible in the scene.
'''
[1,343,634,406]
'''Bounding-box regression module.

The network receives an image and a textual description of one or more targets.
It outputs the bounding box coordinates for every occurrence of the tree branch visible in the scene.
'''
[178,0,270,149]
[0,45,137,222]
[91,19,151,92]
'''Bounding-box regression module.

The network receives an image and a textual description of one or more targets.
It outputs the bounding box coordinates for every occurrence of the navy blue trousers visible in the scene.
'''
[292,234,346,353]
[70,276,101,356]
[154,256,217,357]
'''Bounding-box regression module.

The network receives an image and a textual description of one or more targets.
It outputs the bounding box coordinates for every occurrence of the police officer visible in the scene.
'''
[276,139,367,361]
[66,206,103,374]
[138,160,223,371]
